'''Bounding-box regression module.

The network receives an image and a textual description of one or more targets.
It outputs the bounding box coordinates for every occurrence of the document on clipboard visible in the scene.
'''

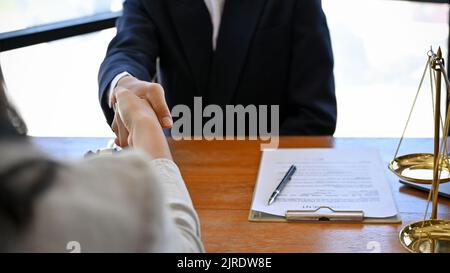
[249,148,401,223]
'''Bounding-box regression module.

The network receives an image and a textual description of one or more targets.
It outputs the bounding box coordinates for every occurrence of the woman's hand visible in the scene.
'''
[113,87,158,142]
[110,76,172,147]
[113,88,172,160]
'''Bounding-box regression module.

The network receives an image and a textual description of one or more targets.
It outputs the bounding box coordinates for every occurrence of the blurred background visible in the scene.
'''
[0,0,448,137]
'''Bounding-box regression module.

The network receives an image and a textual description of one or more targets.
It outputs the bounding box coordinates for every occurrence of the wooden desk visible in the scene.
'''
[33,137,450,253]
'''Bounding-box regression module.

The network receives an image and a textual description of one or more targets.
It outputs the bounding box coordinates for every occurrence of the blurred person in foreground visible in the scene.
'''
[0,64,203,252]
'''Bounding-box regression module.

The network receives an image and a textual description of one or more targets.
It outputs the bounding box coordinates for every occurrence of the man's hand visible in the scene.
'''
[111,76,172,147]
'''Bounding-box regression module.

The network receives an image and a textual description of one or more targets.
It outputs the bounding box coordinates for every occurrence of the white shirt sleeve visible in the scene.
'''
[107,71,131,108]
[149,158,205,252]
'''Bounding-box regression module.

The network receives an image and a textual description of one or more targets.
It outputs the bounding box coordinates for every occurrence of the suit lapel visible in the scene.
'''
[167,0,213,96]
[207,0,267,105]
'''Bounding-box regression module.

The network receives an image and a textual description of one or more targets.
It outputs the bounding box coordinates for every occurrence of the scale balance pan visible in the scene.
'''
[389,153,450,184]
[399,220,450,253]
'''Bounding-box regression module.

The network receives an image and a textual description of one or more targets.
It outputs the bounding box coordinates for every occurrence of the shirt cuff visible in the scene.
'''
[108,71,131,108]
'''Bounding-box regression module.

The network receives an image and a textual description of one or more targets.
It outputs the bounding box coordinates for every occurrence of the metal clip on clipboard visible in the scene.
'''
[84,140,121,158]
[285,206,364,222]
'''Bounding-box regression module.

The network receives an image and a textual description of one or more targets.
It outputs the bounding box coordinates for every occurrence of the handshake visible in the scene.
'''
[110,75,173,160]
[111,75,173,148]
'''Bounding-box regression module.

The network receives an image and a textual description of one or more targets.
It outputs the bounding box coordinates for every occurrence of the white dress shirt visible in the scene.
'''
[108,0,226,107]
[204,0,225,50]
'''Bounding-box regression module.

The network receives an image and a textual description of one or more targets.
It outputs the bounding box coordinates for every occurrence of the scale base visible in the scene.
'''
[399,220,450,253]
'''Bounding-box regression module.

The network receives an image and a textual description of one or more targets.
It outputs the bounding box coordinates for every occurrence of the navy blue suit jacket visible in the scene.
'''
[99,0,337,135]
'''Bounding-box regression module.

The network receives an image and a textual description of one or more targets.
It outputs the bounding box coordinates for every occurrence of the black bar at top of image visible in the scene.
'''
[0,11,122,52]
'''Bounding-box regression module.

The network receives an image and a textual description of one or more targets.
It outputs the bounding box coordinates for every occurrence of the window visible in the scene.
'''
[0,0,123,137]
[0,0,123,33]
[323,0,449,137]
[1,30,116,137]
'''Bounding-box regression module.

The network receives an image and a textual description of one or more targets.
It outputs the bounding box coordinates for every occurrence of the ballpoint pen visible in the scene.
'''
[267,164,297,206]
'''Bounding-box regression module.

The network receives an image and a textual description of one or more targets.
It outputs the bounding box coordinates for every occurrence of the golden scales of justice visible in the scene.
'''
[389,47,450,253]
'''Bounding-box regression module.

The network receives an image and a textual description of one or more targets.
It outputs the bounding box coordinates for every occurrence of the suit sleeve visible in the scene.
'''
[98,0,159,125]
[280,0,337,135]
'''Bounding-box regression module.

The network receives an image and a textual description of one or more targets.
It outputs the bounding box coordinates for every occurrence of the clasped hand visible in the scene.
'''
[111,76,173,148]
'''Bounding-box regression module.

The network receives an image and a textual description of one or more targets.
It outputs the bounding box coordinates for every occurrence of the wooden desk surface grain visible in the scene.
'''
[33,137,450,253]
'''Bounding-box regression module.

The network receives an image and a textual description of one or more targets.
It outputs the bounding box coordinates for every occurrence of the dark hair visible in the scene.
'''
[0,65,27,137]
[0,158,57,250]
[0,63,56,250]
